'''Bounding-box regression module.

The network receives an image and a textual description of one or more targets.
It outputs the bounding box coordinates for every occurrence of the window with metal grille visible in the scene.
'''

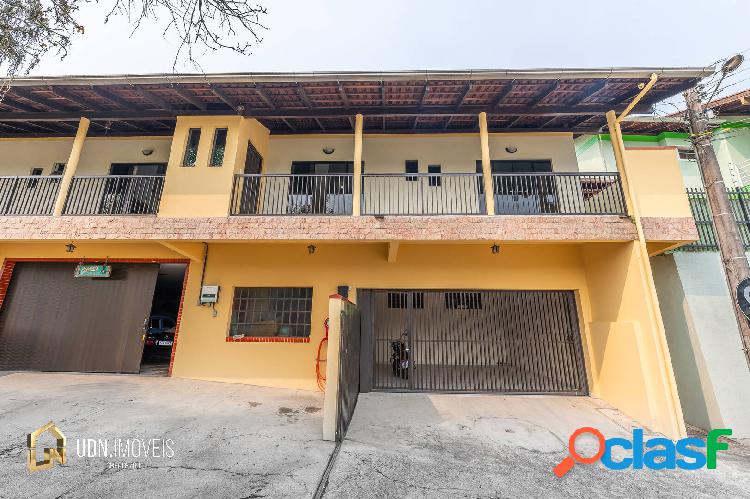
[405,160,418,181]
[210,128,228,167]
[229,287,312,338]
[182,128,201,167]
[387,292,424,309]
[444,291,482,310]
[428,165,441,187]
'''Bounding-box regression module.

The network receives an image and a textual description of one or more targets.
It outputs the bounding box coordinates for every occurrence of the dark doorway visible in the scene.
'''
[140,263,187,376]
[100,163,167,215]
[289,161,354,214]
[237,142,264,214]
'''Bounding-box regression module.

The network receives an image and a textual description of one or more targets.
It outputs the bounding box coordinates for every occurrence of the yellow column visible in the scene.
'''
[53,117,90,216]
[478,112,495,216]
[606,110,686,439]
[352,114,364,216]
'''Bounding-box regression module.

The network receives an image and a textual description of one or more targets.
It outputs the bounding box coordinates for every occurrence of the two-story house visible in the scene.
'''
[0,68,709,439]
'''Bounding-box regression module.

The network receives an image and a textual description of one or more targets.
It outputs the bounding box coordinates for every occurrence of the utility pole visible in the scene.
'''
[685,86,750,369]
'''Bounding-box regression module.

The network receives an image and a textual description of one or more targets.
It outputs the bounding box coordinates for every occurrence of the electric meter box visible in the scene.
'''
[200,285,220,304]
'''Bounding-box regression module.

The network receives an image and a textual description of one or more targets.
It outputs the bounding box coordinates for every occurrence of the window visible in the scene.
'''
[428,165,441,187]
[445,292,482,310]
[27,168,43,188]
[229,287,312,338]
[210,128,228,167]
[51,163,66,176]
[678,148,697,162]
[182,128,201,167]
[387,292,424,309]
[405,160,418,181]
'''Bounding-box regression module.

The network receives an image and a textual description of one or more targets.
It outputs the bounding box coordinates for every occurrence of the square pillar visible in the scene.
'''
[478,112,495,216]
[352,114,364,216]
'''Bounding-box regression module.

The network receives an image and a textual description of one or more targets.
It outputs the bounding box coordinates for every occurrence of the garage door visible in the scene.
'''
[0,262,159,373]
[360,290,587,394]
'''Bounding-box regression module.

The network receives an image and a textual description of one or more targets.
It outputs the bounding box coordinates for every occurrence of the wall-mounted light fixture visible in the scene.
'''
[65,242,77,253]
[307,244,317,254]
[141,148,154,156]
[491,243,500,254]
[505,146,518,154]
[322,147,335,155]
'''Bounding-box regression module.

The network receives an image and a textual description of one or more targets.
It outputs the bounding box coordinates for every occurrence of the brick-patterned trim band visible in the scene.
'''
[641,216,699,243]
[0,215,638,242]
[226,336,311,343]
[0,261,17,311]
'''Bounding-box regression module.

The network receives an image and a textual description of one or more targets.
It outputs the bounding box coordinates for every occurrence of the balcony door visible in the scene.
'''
[98,163,166,214]
[289,162,353,215]
[238,142,264,214]
[479,160,556,214]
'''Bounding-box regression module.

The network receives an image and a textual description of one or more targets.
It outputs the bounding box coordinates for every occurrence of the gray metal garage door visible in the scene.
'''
[0,262,159,373]
[360,290,587,394]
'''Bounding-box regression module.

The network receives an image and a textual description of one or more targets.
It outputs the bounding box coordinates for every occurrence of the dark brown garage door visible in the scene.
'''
[0,262,159,373]
[360,290,588,394]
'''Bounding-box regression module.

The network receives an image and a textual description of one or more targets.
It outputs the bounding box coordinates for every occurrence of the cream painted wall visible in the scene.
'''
[265,135,354,173]
[489,133,580,172]
[0,137,172,176]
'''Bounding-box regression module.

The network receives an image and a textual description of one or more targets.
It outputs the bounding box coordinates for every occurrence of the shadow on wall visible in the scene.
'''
[650,253,717,430]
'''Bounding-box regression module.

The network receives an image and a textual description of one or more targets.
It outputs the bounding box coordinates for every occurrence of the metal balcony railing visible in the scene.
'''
[63,175,165,215]
[680,188,750,252]
[361,173,485,215]
[491,172,627,215]
[231,174,353,215]
[0,175,62,215]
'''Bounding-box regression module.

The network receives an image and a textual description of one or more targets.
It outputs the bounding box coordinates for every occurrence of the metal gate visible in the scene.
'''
[362,290,587,394]
[335,298,361,442]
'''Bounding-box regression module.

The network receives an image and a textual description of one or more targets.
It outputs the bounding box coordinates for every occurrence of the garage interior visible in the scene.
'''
[0,261,186,375]
[358,289,588,394]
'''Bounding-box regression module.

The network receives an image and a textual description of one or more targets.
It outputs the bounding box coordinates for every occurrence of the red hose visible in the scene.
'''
[316,318,329,391]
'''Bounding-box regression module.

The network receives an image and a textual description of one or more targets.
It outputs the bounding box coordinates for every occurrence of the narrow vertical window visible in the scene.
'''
[210,128,228,167]
[428,164,441,187]
[405,160,418,181]
[182,128,201,167]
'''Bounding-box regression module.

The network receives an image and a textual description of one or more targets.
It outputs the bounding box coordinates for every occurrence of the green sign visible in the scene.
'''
[74,264,111,278]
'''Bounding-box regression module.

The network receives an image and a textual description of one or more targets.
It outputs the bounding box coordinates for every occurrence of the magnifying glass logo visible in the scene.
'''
[553,427,606,477]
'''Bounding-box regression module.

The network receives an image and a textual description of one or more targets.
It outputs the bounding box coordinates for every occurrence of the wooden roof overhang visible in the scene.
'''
[0,68,713,137]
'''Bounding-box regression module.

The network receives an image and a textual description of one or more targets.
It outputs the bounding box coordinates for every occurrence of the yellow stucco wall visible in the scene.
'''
[625,147,692,218]
[157,116,270,217]
[0,238,685,438]
[581,241,685,439]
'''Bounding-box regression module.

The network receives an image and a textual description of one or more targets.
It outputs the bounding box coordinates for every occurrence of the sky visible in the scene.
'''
[33,0,749,76]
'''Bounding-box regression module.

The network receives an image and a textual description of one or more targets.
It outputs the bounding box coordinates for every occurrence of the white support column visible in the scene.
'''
[352,114,364,216]
[478,112,495,216]
[53,117,90,216]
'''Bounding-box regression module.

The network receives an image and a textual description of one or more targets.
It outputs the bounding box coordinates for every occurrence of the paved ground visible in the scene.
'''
[0,372,333,499]
[323,393,750,498]
[2,374,749,498]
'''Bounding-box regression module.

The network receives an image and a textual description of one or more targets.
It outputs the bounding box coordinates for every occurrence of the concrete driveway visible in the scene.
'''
[0,372,333,498]
[323,393,750,498]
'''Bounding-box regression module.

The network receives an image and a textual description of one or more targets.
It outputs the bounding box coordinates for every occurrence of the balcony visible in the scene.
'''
[362,173,484,215]
[63,175,165,215]
[491,172,626,215]
[0,176,62,215]
[230,171,626,217]
[231,174,353,215]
